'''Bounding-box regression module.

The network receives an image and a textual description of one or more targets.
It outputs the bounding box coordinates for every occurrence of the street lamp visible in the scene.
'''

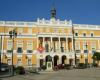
[85,43,88,67]
[0,35,2,71]
[9,29,17,76]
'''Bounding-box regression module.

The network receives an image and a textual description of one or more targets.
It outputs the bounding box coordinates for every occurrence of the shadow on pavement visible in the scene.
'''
[0,75,12,78]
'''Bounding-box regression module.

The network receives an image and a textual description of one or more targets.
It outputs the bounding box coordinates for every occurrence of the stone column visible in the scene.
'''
[43,37,45,47]
[73,59,75,66]
[98,40,100,49]
[59,37,60,52]
[66,37,68,52]
[50,37,53,51]
[49,37,50,52]
[37,37,38,48]
[72,38,74,51]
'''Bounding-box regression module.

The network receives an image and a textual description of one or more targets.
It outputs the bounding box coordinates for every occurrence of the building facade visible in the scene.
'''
[0,9,100,69]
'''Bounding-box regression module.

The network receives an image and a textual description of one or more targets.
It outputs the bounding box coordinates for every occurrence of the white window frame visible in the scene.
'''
[17,40,23,48]
[75,41,80,50]
[90,32,94,37]
[83,41,87,50]
[7,40,12,50]
[27,59,32,66]
[75,30,78,36]
[83,33,86,37]
[7,59,12,65]
[17,59,22,66]
[91,41,96,50]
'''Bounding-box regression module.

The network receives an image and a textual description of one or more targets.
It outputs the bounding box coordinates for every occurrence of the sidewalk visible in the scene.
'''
[0,70,57,80]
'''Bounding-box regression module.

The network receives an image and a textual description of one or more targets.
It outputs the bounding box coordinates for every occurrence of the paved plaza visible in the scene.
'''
[0,68,100,80]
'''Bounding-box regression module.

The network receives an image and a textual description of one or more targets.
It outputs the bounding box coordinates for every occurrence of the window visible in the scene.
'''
[83,42,87,50]
[91,41,96,54]
[83,42,88,53]
[75,33,78,36]
[45,42,49,52]
[75,42,80,53]
[17,41,23,53]
[84,50,88,53]
[27,41,33,53]
[75,42,80,50]
[17,59,22,66]
[92,48,95,54]
[17,47,23,53]
[28,59,32,66]
[83,33,86,37]
[7,59,11,65]
[7,50,12,53]
[27,50,33,53]
[61,47,64,52]
[61,41,64,52]
[91,33,93,37]
[75,50,81,53]
[7,40,12,52]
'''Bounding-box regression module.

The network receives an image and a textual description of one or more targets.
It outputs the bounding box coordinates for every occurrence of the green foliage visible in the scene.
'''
[41,65,46,70]
[65,64,72,70]
[92,52,100,61]
[78,63,87,69]
[92,63,98,67]
[15,66,25,75]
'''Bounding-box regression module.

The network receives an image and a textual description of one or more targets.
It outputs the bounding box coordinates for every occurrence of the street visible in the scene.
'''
[0,68,100,80]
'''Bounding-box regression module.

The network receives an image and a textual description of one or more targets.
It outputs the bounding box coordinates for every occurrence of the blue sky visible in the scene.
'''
[0,0,100,25]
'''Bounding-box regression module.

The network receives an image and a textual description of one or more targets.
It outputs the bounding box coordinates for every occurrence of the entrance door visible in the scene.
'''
[62,55,66,64]
[40,59,44,68]
[54,55,59,66]
[45,55,52,70]
[85,59,88,64]
[76,59,79,67]
[69,59,73,66]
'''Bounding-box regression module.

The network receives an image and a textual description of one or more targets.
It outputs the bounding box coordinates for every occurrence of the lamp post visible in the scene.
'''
[72,26,76,67]
[0,35,2,71]
[85,43,88,67]
[9,29,17,76]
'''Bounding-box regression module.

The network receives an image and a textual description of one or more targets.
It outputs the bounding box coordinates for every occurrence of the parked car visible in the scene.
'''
[0,63,9,72]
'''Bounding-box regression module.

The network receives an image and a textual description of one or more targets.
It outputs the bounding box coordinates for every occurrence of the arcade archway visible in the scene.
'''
[45,55,52,62]
[62,55,66,64]
[45,55,52,70]
[54,55,59,66]
[69,59,73,66]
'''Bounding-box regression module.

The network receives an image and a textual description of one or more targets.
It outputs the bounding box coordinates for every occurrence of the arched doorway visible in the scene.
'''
[62,55,66,64]
[45,55,52,70]
[45,55,52,62]
[69,59,73,66]
[54,55,59,66]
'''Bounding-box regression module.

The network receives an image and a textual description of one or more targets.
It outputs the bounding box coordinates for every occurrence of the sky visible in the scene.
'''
[0,0,100,25]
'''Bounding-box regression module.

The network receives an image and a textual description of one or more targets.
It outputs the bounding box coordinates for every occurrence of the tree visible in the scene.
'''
[92,52,100,66]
